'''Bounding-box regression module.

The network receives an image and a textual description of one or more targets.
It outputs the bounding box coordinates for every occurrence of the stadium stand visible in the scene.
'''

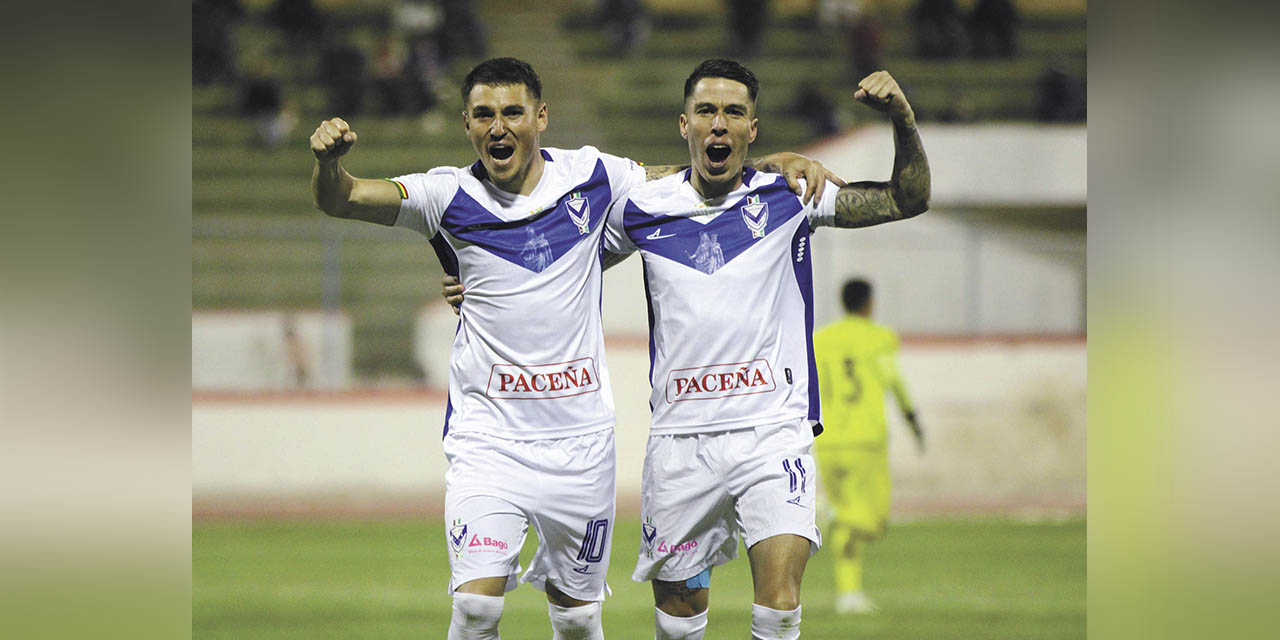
[193,0,1085,380]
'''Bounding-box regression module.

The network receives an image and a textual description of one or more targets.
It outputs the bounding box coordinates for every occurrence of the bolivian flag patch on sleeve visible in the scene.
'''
[384,178,408,199]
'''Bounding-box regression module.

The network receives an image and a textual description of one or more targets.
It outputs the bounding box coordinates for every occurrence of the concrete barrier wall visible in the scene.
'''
[194,339,1084,518]
[192,310,353,390]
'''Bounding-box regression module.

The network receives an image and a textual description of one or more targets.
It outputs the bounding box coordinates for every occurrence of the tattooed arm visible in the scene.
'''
[748,152,846,204]
[644,164,687,181]
[833,71,931,228]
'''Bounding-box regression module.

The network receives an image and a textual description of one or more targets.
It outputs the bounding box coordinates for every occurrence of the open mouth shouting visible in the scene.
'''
[488,143,516,165]
[705,142,733,171]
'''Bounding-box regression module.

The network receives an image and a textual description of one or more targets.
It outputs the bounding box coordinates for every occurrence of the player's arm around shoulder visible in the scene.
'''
[749,153,846,205]
[310,117,403,225]
[831,72,931,229]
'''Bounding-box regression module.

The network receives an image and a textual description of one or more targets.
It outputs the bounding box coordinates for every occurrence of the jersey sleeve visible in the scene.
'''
[807,179,842,229]
[390,169,459,238]
[596,149,648,207]
[602,198,638,256]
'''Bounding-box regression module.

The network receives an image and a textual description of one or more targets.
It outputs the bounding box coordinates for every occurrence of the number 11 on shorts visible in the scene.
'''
[783,458,808,493]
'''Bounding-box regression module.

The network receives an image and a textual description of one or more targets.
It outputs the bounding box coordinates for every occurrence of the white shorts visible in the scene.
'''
[443,428,616,601]
[633,418,822,583]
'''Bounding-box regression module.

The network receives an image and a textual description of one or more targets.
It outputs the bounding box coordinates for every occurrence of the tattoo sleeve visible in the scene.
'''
[833,119,931,228]
[742,153,785,173]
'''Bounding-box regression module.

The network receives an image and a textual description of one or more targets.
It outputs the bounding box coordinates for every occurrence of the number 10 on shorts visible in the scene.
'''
[576,518,609,563]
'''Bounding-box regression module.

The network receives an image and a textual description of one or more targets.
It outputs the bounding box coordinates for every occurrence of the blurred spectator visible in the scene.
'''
[283,315,311,388]
[844,6,885,82]
[967,0,1019,58]
[600,0,650,56]
[794,80,840,138]
[1035,64,1085,122]
[405,38,444,127]
[192,0,243,86]
[815,0,849,32]
[320,29,368,117]
[238,60,296,148]
[372,31,410,116]
[267,0,325,49]
[391,1,445,117]
[438,0,489,63]
[727,0,769,59]
[911,0,963,59]
[822,1,886,84]
[391,0,442,38]
[937,90,974,122]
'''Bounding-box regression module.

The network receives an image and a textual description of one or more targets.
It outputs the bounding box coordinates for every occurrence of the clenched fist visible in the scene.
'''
[311,117,358,162]
[854,71,915,123]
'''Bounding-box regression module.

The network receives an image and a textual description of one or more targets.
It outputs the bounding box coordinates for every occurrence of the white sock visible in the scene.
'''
[654,607,708,640]
[548,601,603,640]
[448,592,504,640]
[750,604,801,640]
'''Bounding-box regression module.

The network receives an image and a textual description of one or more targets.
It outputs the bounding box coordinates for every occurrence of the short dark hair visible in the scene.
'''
[461,57,542,102]
[683,58,759,103]
[842,279,873,313]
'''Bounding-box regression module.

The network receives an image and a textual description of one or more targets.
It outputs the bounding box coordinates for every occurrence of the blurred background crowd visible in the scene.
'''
[192,0,1086,387]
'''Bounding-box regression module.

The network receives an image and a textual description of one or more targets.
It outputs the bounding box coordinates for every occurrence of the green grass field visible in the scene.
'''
[194,517,1084,639]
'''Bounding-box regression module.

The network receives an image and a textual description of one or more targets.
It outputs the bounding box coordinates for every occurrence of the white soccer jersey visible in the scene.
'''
[604,168,838,436]
[393,146,646,440]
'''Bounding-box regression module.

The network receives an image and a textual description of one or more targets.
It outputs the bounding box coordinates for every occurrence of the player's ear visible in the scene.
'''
[679,113,688,140]
[749,117,758,144]
[462,110,470,131]
[537,102,548,133]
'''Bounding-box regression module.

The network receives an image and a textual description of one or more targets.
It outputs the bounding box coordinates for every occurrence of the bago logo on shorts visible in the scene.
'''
[487,357,600,400]
[466,534,511,554]
[665,359,776,403]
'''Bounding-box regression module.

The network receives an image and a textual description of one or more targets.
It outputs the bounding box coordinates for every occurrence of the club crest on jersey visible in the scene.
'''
[665,359,777,404]
[741,194,768,239]
[449,520,468,557]
[566,191,590,235]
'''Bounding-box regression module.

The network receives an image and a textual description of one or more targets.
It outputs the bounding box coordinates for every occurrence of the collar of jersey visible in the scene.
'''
[676,166,764,218]
[681,166,757,187]
[468,148,557,207]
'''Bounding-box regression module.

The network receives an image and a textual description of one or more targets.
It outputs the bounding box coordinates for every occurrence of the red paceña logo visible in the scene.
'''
[488,357,600,400]
[665,359,776,403]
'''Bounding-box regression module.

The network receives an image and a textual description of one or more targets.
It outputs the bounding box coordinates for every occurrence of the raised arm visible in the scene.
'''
[310,117,404,225]
[832,72,931,228]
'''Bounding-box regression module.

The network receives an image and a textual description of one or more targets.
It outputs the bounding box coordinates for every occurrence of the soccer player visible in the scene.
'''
[813,279,925,615]
[601,61,930,639]
[310,57,835,640]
